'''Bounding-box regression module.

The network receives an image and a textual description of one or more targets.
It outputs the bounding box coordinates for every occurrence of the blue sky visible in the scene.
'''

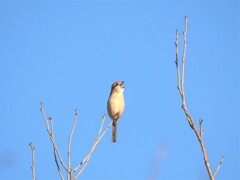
[0,0,239,179]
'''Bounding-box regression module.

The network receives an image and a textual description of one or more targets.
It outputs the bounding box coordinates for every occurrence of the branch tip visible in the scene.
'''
[29,142,36,180]
[75,108,78,115]
[214,155,224,177]
[102,113,107,119]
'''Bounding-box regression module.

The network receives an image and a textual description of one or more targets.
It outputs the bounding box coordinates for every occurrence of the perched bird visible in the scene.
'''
[107,81,125,143]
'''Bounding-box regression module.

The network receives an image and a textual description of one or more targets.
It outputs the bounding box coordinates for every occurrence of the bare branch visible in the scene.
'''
[199,119,203,138]
[49,116,53,136]
[180,16,188,104]
[98,114,107,137]
[175,29,181,94]
[40,103,112,179]
[175,17,223,180]
[214,155,224,177]
[181,104,193,128]
[29,142,36,180]
[67,109,78,180]
[73,114,112,179]
[53,147,64,180]
[40,103,68,177]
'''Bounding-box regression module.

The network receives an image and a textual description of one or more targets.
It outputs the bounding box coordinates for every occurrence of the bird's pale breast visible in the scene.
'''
[107,92,125,120]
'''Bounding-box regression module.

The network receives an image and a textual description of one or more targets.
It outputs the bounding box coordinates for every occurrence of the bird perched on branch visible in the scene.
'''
[107,81,125,143]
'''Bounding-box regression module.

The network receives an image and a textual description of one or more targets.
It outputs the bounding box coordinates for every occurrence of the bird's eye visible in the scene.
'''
[112,82,120,90]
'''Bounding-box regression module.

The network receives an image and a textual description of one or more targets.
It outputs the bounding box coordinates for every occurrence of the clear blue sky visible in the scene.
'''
[0,0,239,179]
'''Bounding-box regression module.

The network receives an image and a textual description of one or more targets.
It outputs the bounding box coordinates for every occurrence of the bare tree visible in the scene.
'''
[174,16,224,180]
[29,103,112,180]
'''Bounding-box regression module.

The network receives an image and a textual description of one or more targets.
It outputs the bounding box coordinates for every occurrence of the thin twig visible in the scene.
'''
[49,116,53,136]
[199,119,203,138]
[98,114,107,137]
[53,146,64,180]
[72,114,112,179]
[40,103,68,176]
[48,117,64,179]
[175,29,181,94]
[29,142,36,180]
[49,116,65,180]
[174,17,223,180]
[67,109,78,180]
[181,16,188,105]
[214,155,224,177]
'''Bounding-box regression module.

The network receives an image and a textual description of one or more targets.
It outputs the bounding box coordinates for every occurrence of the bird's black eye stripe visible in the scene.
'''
[113,83,118,87]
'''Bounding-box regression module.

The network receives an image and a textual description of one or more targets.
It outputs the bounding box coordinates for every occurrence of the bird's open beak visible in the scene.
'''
[121,81,125,88]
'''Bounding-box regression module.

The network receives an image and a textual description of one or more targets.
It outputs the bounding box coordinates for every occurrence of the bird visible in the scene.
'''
[107,81,125,143]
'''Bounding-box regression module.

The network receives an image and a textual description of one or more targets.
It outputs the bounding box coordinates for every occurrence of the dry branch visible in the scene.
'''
[67,109,78,180]
[29,142,36,180]
[40,103,111,179]
[72,114,112,179]
[40,103,66,179]
[174,16,223,180]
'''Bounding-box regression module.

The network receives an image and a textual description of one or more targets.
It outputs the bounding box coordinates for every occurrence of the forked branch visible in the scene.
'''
[174,16,224,180]
[40,103,66,179]
[72,114,112,179]
[40,103,111,179]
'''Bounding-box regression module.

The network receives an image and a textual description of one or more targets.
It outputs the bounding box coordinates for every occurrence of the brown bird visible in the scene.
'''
[107,81,125,142]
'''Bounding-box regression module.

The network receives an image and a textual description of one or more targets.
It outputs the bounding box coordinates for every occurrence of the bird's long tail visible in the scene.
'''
[112,122,117,143]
